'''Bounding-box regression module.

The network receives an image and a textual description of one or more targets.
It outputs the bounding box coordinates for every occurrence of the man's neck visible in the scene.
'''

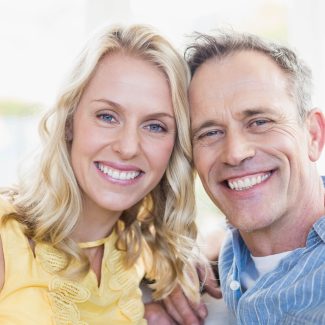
[241,223,311,256]
[240,187,325,257]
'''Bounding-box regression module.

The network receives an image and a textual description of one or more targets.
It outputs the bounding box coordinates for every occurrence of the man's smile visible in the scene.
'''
[226,171,272,191]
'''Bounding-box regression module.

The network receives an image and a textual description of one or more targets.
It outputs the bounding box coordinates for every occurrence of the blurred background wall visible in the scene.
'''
[0,0,324,228]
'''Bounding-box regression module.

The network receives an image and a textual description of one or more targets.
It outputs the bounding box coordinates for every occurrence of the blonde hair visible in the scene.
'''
[3,24,201,301]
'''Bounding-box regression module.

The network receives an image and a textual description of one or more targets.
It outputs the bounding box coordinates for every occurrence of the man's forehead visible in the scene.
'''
[189,53,291,123]
[190,78,283,102]
[189,50,287,88]
[189,79,288,118]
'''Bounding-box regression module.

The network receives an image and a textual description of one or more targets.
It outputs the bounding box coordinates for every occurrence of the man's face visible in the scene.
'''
[190,50,317,233]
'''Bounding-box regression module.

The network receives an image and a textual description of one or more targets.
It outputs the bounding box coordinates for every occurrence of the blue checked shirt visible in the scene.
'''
[219,177,325,325]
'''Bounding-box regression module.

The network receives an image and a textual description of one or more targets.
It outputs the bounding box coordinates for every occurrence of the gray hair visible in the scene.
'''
[185,30,313,120]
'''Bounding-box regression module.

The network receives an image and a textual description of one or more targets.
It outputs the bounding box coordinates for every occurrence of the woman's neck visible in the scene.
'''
[72,200,122,243]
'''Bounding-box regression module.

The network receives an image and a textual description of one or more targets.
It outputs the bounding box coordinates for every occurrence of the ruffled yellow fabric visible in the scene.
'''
[35,231,146,325]
[48,276,90,325]
[106,243,145,323]
[0,210,148,325]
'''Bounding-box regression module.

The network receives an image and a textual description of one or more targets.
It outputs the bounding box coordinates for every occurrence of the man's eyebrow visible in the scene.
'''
[191,120,218,136]
[241,107,275,117]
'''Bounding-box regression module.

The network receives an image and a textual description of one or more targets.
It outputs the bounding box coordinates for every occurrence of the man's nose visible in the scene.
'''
[221,131,255,166]
[111,125,141,160]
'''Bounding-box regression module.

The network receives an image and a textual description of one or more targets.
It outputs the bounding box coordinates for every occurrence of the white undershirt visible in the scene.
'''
[241,250,292,290]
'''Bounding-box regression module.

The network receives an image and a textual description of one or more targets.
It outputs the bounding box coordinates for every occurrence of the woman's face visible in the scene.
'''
[70,53,176,218]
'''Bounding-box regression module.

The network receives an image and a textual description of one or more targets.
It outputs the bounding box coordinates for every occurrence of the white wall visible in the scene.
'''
[287,0,325,174]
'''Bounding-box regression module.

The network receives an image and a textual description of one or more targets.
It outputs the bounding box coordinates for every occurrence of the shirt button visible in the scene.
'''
[230,280,240,291]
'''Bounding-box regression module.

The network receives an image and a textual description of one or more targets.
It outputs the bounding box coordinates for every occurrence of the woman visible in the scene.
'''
[0,24,201,324]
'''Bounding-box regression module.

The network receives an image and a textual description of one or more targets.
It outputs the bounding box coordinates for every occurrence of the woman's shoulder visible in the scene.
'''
[0,194,15,221]
[0,193,23,239]
[0,192,16,291]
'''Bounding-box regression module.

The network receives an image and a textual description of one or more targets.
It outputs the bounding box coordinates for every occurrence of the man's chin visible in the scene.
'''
[227,215,275,233]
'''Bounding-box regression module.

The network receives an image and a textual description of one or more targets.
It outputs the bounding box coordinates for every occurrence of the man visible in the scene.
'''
[146,30,325,325]
[186,30,325,324]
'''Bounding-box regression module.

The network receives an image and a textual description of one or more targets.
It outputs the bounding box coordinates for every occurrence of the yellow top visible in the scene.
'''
[0,199,148,325]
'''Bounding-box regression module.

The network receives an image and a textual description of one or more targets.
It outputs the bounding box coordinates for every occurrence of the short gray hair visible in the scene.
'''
[185,30,313,120]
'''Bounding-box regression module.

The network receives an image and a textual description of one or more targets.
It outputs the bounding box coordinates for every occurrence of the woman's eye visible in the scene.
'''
[145,123,166,133]
[97,113,116,123]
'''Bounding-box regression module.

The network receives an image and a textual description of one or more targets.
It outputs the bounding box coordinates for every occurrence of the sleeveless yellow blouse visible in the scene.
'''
[0,200,148,325]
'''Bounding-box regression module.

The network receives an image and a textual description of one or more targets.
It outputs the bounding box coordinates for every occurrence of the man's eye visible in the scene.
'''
[198,129,223,139]
[249,119,273,130]
[145,123,166,133]
[253,119,269,126]
[193,129,224,146]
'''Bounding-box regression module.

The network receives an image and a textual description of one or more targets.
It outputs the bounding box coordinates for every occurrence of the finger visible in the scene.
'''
[205,285,223,299]
[162,296,183,324]
[203,266,222,299]
[188,298,208,320]
[144,302,177,325]
[163,287,203,325]
[198,263,223,299]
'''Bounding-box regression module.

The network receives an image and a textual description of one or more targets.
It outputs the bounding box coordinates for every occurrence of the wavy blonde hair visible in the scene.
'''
[2,24,201,302]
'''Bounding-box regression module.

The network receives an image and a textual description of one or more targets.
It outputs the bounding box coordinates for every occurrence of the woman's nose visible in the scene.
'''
[111,125,141,160]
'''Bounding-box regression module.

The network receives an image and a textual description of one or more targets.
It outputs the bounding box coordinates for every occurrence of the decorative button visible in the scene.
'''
[229,280,240,291]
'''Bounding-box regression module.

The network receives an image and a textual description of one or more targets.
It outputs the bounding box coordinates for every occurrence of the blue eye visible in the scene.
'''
[193,128,224,146]
[254,119,269,126]
[97,113,116,123]
[146,123,166,133]
[249,119,273,131]
[198,129,224,139]
[193,129,225,146]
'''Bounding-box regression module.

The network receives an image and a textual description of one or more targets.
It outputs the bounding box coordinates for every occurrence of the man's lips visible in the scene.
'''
[225,171,273,191]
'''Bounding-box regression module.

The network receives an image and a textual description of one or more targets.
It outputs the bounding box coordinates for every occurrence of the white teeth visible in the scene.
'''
[97,163,140,180]
[227,172,271,191]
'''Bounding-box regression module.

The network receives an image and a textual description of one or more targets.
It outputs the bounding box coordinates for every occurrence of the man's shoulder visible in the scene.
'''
[311,216,325,243]
[218,228,241,278]
[280,287,325,324]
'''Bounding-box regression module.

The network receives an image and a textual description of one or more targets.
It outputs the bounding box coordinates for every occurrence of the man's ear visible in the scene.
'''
[306,108,325,161]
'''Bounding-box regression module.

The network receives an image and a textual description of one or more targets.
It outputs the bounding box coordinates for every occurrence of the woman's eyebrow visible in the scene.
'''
[91,98,122,109]
[92,98,174,120]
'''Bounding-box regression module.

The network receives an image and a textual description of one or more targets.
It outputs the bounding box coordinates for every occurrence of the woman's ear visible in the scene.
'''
[306,108,325,161]
[65,117,73,142]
